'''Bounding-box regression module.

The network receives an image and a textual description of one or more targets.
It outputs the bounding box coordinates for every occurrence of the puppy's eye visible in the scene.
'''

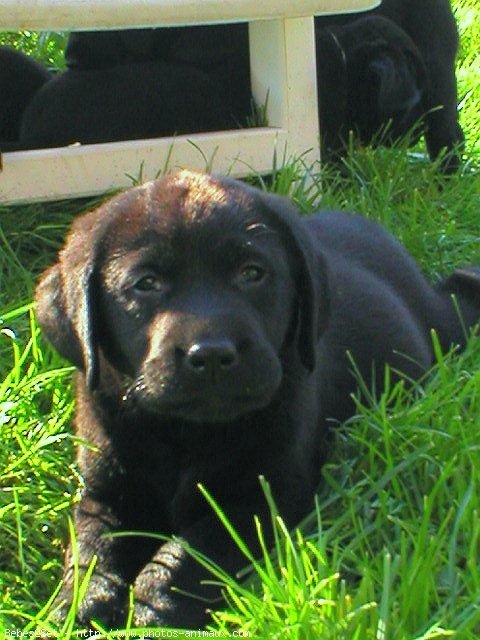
[133,275,164,292]
[237,264,267,284]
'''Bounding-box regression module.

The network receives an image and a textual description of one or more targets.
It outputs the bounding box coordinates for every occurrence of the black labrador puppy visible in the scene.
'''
[15,60,234,149]
[316,0,464,171]
[0,46,50,141]
[9,24,251,150]
[65,24,252,124]
[35,171,480,628]
[316,16,428,159]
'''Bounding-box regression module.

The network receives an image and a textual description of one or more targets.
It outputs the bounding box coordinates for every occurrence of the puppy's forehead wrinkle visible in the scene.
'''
[245,221,276,239]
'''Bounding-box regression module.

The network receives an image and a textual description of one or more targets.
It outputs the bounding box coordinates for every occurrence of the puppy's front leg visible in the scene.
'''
[55,493,153,627]
[132,507,265,629]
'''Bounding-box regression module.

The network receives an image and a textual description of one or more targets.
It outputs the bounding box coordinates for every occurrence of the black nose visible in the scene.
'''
[185,338,238,379]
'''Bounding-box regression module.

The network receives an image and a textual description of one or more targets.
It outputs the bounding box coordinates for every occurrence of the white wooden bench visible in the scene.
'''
[0,0,378,203]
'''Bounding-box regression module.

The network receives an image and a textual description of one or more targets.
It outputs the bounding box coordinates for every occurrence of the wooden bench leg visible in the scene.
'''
[249,16,321,172]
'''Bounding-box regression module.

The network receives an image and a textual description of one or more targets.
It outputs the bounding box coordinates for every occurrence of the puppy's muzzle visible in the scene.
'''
[137,311,282,422]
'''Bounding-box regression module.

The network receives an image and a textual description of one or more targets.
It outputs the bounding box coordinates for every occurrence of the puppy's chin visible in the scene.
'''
[128,386,278,424]
[168,397,274,423]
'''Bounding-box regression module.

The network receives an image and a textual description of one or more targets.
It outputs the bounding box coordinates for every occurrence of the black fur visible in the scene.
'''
[0,47,50,142]
[316,16,428,159]
[17,60,233,148]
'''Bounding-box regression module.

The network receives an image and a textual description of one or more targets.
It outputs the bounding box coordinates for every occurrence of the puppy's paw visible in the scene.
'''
[51,575,128,628]
[132,565,176,626]
[132,600,170,627]
[76,592,127,628]
[133,564,208,628]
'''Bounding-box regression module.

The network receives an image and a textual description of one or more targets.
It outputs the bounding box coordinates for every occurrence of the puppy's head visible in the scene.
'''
[35,171,329,422]
[344,16,427,144]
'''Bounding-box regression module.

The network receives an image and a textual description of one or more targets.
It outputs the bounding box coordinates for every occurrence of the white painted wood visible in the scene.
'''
[0,0,380,30]
[0,0,380,203]
[0,128,288,203]
[249,17,321,173]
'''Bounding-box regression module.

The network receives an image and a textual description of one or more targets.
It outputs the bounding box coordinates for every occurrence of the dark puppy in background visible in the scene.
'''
[0,47,50,141]
[16,60,233,149]
[5,1,461,170]
[65,25,251,123]
[316,16,428,160]
[11,24,251,150]
[35,171,480,628]
[64,28,170,69]
[316,0,464,171]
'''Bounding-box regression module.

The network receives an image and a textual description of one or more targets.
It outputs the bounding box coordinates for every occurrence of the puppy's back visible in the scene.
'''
[306,211,439,310]
[306,211,478,353]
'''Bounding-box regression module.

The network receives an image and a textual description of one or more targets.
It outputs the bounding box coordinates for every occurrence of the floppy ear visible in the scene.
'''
[257,190,330,372]
[35,247,100,390]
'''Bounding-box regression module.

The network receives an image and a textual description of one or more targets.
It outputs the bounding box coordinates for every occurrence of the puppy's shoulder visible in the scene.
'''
[302,211,433,300]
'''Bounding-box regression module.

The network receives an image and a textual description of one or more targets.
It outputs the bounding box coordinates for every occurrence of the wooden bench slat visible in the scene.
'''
[0,0,378,30]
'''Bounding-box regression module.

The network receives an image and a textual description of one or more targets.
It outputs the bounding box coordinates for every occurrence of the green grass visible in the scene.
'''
[1,1,479,637]
[0,31,67,70]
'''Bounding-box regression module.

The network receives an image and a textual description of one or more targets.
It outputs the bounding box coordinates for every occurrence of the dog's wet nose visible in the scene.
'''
[185,338,238,377]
